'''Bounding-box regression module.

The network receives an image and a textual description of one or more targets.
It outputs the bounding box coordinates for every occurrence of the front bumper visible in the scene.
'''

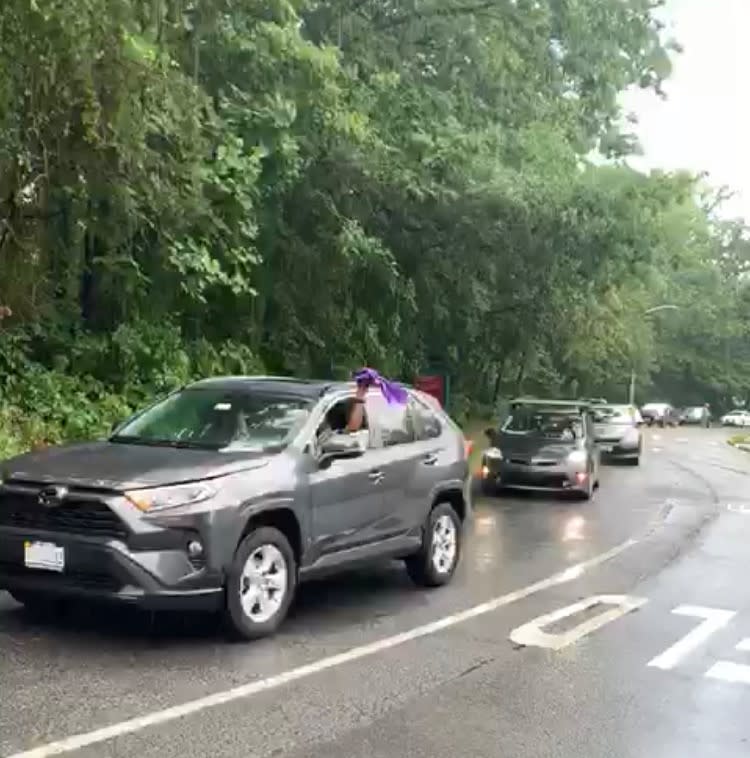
[0,484,232,610]
[481,459,588,492]
[0,528,224,609]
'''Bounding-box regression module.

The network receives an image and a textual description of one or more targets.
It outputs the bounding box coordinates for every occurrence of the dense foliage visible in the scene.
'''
[1,0,749,455]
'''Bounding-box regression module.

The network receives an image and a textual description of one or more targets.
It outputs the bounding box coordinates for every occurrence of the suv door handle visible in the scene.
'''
[368,469,384,483]
[422,453,438,466]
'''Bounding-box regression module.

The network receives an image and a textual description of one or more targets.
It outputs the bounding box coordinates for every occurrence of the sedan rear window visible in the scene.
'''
[111,388,313,451]
[502,409,584,440]
[591,406,634,424]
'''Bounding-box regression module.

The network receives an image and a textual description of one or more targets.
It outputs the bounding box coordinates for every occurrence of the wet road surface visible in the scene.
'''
[1,427,749,757]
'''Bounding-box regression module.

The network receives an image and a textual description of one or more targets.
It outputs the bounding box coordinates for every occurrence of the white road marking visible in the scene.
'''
[5,539,637,758]
[727,504,750,515]
[705,637,750,685]
[651,447,662,453]
[677,437,689,443]
[652,434,661,441]
[647,605,736,671]
[705,637,750,684]
[509,594,647,651]
[705,661,750,685]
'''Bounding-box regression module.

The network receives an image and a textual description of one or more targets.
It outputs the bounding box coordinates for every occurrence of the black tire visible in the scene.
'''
[480,479,497,497]
[224,527,297,641]
[576,473,594,500]
[405,503,462,587]
[10,590,67,617]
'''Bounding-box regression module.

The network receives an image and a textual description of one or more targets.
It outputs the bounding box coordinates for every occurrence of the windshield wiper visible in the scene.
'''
[109,436,218,450]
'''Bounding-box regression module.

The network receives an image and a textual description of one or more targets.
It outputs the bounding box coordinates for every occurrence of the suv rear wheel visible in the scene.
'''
[405,503,462,587]
[224,527,297,640]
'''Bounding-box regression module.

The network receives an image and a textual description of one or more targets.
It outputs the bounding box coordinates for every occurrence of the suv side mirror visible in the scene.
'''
[318,433,366,464]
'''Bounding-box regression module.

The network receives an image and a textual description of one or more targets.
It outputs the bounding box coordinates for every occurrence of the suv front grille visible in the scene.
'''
[0,492,128,540]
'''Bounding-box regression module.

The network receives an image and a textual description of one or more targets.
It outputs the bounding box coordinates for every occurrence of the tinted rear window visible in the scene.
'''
[502,409,584,440]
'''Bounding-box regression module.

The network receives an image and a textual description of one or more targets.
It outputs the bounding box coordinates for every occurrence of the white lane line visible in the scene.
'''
[705,637,750,685]
[5,538,637,758]
[705,661,750,685]
[647,605,736,671]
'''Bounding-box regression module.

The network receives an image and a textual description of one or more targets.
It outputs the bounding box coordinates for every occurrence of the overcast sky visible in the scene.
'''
[621,0,748,221]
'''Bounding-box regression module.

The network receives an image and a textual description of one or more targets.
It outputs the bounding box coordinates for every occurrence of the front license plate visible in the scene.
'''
[600,445,613,453]
[24,541,65,572]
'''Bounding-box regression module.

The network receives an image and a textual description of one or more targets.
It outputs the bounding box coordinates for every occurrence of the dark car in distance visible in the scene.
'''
[591,404,643,465]
[480,398,600,499]
[681,406,711,427]
[640,403,679,428]
[0,377,471,639]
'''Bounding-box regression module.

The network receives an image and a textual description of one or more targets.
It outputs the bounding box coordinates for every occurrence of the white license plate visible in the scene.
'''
[600,445,613,453]
[24,541,65,573]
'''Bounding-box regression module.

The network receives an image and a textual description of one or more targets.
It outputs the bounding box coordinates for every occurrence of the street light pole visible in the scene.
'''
[628,305,679,406]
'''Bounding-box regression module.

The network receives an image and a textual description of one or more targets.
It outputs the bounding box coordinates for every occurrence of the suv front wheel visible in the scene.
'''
[224,527,297,640]
[405,503,462,587]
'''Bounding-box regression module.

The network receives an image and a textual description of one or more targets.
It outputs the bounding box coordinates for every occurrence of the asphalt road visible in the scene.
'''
[2,426,750,758]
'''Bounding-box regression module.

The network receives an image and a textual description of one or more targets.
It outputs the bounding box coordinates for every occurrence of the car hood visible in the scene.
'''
[0,441,273,491]
[497,433,577,460]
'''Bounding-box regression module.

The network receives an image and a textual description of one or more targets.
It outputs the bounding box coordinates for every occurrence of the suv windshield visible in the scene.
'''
[502,408,584,440]
[111,388,313,451]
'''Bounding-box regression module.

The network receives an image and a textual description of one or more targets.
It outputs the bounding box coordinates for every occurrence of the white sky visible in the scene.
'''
[621,0,749,222]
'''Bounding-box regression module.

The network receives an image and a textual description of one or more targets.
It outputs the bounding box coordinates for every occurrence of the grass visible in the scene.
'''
[727,433,750,447]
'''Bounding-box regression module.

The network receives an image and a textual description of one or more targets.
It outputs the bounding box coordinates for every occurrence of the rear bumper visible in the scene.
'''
[482,461,588,493]
[598,441,640,459]
[0,527,224,610]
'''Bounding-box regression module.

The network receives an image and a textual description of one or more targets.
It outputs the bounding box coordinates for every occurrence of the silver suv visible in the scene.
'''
[0,377,471,639]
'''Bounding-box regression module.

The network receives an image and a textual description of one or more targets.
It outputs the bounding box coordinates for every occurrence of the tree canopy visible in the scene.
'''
[1,0,748,454]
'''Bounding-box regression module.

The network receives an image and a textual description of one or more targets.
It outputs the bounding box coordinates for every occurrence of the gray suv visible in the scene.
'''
[0,377,471,639]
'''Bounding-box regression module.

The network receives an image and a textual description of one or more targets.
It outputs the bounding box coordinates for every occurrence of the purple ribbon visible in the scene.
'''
[352,367,408,405]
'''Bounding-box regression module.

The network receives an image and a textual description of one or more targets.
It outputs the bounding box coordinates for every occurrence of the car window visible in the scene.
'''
[367,395,416,447]
[411,398,442,440]
[591,405,634,424]
[502,408,583,440]
[315,396,372,448]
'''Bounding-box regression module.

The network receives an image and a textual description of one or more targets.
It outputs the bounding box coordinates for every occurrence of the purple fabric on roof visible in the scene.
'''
[352,367,408,405]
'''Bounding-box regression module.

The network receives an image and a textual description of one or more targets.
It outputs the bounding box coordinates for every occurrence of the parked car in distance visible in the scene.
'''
[640,402,679,428]
[720,409,750,427]
[682,406,711,427]
[0,377,471,640]
[480,398,599,500]
[590,404,643,465]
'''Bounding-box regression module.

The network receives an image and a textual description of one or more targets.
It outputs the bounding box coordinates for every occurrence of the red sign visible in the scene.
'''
[415,375,444,405]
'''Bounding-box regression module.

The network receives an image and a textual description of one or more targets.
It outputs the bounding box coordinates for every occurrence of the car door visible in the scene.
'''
[365,393,425,539]
[307,395,387,557]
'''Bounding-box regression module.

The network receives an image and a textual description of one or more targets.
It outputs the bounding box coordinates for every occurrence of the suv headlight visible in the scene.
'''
[567,450,588,466]
[125,482,217,512]
[484,447,503,460]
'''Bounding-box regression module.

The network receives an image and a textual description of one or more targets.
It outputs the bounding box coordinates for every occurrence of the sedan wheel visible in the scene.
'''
[225,527,296,640]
